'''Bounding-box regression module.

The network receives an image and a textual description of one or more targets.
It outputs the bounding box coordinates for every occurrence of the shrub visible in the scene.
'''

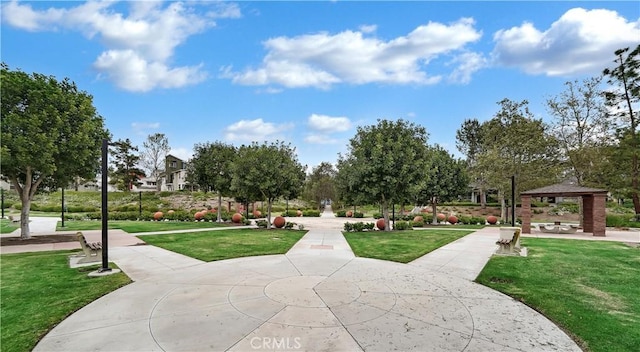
[282,210,298,217]
[336,210,347,217]
[393,220,411,230]
[302,210,320,217]
[353,211,364,218]
[411,220,424,227]
[343,222,375,232]
[606,214,640,227]
[284,221,296,229]
[372,212,382,219]
[256,220,269,228]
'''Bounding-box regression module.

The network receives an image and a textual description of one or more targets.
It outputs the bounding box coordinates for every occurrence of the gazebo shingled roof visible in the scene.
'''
[521,184,608,197]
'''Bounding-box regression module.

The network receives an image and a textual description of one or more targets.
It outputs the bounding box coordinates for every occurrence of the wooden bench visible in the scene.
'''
[76,232,102,264]
[496,227,521,255]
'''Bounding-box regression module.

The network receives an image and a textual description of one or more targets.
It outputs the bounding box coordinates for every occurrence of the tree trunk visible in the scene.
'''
[500,194,507,222]
[480,188,486,209]
[632,152,640,215]
[217,193,223,222]
[382,199,390,231]
[431,201,438,225]
[267,198,273,228]
[20,197,31,239]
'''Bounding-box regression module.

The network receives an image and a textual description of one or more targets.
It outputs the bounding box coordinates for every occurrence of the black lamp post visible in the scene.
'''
[99,138,111,273]
[61,188,65,228]
[1,188,4,219]
[511,175,516,227]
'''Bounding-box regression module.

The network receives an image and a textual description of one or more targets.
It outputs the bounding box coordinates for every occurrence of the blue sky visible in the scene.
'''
[2,1,639,170]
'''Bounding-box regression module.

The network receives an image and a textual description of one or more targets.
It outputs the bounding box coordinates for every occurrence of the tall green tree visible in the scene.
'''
[337,119,429,231]
[603,45,640,215]
[415,145,469,224]
[456,118,489,208]
[1,64,109,238]
[109,138,145,191]
[476,99,561,221]
[303,162,337,210]
[187,142,236,222]
[546,77,611,186]
[140,133,170,191]
[230,141,306,226]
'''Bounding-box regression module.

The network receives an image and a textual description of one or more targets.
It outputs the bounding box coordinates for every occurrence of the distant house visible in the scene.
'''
[133,176,159,192]
[162,155,192,191]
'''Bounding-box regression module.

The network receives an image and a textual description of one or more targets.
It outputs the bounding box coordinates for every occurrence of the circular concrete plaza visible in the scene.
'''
[33,209,580,351]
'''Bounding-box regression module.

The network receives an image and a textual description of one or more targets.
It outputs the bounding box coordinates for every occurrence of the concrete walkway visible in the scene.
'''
[32,208,583,352]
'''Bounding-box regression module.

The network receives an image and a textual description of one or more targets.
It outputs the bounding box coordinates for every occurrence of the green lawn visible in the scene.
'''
[0,218,19,234]
[139,229,306,261]
[57,220,230,233]
[476,238,640,352]
[0,251,130,352]
[344,229,472,263]
[418,224,487,230]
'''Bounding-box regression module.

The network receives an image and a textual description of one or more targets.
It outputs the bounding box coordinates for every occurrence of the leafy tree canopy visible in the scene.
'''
[1,63,109,238]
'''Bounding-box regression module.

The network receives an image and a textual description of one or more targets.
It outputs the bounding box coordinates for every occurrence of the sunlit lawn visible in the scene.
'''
[57,220,231,233]
[0,251,130,352]
[139,229,306,261]
[476,238,640,352]
[344,229,473,263]
[0,218,19,234]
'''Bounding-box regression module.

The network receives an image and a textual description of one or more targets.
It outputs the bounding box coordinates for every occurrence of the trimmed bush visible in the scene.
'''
[353,211,364,218]
[336,210,347,217]
[393,221,411,230]
[302,210,320,217]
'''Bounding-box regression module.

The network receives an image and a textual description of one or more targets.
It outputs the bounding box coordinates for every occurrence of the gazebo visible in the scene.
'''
[521,184,608,236]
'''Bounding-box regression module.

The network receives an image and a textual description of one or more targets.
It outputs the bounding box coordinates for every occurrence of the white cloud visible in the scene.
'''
[94,50,207,92]
[1,1,240,92]
[448,51,487,84]
[225,18,482,89]
[359,24,377,33]
[132,122,160,130]
[308,114,352,133]
[169,147,193,162]
[304,134,340,145]
[223,118,291,142]
[492,8,640,76]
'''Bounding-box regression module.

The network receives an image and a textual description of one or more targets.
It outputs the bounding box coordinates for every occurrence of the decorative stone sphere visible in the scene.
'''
[210,208,217,214]
[376,218,386,230]
[232,213,243,223]
[448,215,458,224]
[437,213,446,222]
[167,210,175,214]
[273,216,286,228]
[154,211,163,220]
[296,210,303,217]
[346,211,353,217]
[487,215,498,225]
[413,216,424,223]
[421,207,431,213]
[253,210,262,218]
[194,211,204,220]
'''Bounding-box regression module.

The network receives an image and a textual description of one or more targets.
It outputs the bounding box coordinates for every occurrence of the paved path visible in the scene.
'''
[33,207,581,352]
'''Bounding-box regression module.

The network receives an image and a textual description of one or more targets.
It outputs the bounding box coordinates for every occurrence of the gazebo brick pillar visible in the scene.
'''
[521,195,531,234]
[593,194,607,236]
[583,195,594,234]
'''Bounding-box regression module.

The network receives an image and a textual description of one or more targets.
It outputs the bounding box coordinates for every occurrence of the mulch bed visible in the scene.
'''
[0,234,78,246]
